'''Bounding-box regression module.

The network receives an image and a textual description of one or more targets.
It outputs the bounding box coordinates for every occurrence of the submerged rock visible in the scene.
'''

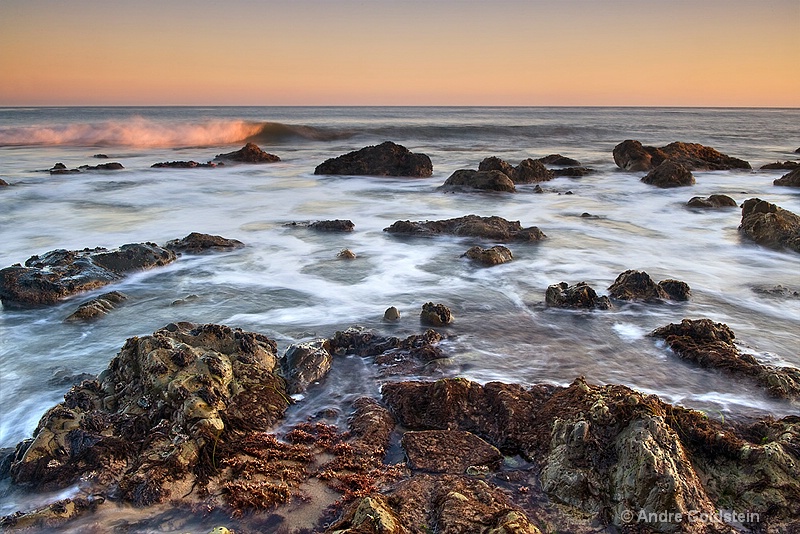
[214,142,280,163]
[641,160,695,188]
[0,243,176,307]
[385,214,546,242]
[761,161,799,170]
[613,139,750,171]
[480,156,555,184]
[538,154,581,166]
[462,245,513,266]
[50,162,124,174]
[151,160,217,168]
[545,281,611,309]
[314,141,433,177]
[0,179,8,186]
[164,232,245,254]
[65,291,127,322]
[420,302,453,327]
[774,167,800,187]
[651,318,800,400]
[687,194,737,208]
[739,198,800,253]
[329,326,445,376]
[607,270,691,302]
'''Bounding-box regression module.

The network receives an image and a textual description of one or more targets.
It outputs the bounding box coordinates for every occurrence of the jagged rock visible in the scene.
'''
[151,161,217,168]
[329,327,445,376]
[739,198,800,253]
[420,302,453,327]
[0,243,176,307]
[401,430,502,474]
[65,291,127,322]
[479,156,555,183]
[440,169,516,192]
[214,142,280,163]
[641,161,695,187]
[761,161,799,170]
[309,220,355,232]
[314,141,432,177]
[385,215,546,242]
[687,194,737,208]
[164,232,244,254]
[280,340,333,394]
[537,154,581,166]
[608,270,691,302]
[545,282,611,309]
[614,140,750,171]
[462,245,513,266]
[774,167,800,187]
[337,248,357,259]
[650,318,800,399]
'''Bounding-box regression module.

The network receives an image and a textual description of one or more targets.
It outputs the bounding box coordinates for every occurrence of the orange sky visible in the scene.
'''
[1,0,798,107]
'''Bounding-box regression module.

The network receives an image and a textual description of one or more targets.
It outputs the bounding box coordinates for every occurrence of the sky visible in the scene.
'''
[0,0,798,107]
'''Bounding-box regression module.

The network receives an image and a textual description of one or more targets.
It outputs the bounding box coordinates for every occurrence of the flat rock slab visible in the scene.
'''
[401,430,502,474]
[385,214,545,242]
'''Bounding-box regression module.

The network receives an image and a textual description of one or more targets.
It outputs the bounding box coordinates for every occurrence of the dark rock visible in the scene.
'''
[79,162,124,171]
[65,291,127,322]
[93,154,108,159]
[308,219,355,232]
[214,142,280,163]
[0,179,8,186]
[420,302,452,327]
[687,194,737,208]
[641,161,695,187]
[477,155,515,176]
[607,270,690,302]
[280,340,333,394]
[739,198,800,253]
[151,161,217,168]
[651,318,800,399]
[440,169,516,192]
[462,245,513,266]
[385,215,546,242]
[552,167,594,177]
[49,163,80,175]
[478,156,554,184]
[658,279,691,301]
[761,161,799,170]
[614,140,750,171]
[401,430,502,474]
[329,327,445,376]
[774,167,800,187]
[164,232,245,254]
[46,367,97,387]
[545,282,611,310]
[314,141,432,177]
[0,243,176,307]
[538,154,581,166]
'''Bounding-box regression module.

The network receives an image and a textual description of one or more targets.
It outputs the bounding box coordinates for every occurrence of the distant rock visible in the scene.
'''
[151,161,217,168]
[314,141,432,177]
[440,169,516,192]
[0,243,176,307]
[613,139,750,171]
[308,219,355,232]
[49,162,123,174]
[774,167,800,187]
[760,161,799,170]
[93,154,109,159]
[420,302,453,327]
[553,167,595,177]
[641,161,695,188]
[479,156,554,183]
[65,291,127,322]
[49,163,80,175]
[462,245,513,266]
[545,281,611,309]
[608,270,691,302]
[164,232,245,254]
[739,198,800,253]
[687,194,737,208]
[537,154,581,166]
[214,142,280,163]
[385,214,546,242]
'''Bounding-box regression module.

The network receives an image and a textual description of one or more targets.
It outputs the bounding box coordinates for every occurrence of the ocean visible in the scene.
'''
[1,106,799,521]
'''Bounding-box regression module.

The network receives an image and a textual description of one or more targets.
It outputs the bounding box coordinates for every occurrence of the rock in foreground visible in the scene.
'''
[608,270,691,302]
[385,215,546,242]
[0,243,176,307]
[774,167,800,187]
[214,142,280,163]
[545,281,611,309]
[739,198,800,253]
[687,194,737,208]
[314,141,433,177]
[462,245,513,266]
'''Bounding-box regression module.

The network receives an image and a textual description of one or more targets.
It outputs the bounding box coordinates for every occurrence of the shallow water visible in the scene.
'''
[1,106,799,522]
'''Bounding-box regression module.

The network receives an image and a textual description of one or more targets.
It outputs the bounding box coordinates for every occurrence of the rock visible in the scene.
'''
[537,154,581,166]
[608,270,690,302]
[614,140,750,171]
[151,160,217,168]
[641,161,695,187]
[214,142,280,163]
[552,167,594,177]
[383,306,400,321]
[309,219,355,232]
[164,232,245,254]
[478,156,555,183]
[0,243,177,307]
[0,498,96,531]
[337,248,357,259]
[420,302,453,327]
[280,340,333,394]
[8,323,289,503]
[385,215,546,242]
[462,245,513,266]
[760,161,799,170]
[65,291,127,322]
[329,327,445,376]
[687,194,737,208]
[79,162,124,171]
[739,198,800,253]
[545,282,611,310]
[774,167,800,187]
[0,179,8,186]
[650,318,800,399]
[49,163,80,175]
[314,141,433,177]
[93,154,108,159]
[440,169,516,192]
[401,430,502,474]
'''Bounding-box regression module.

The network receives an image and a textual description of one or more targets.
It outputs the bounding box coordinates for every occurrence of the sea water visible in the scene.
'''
[1,106,799,518]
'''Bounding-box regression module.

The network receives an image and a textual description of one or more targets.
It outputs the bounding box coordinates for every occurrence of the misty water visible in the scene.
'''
[0,107,798,521]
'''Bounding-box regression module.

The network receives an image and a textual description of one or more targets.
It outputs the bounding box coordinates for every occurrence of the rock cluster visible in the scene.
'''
[440,156,558,193]
[608,269,691,301]
[314,141,433,177]
[739,198,800,253]
[545,281,611,309]
[385,214,546,242]
[613,140,751,172]
[50,162,124,174]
